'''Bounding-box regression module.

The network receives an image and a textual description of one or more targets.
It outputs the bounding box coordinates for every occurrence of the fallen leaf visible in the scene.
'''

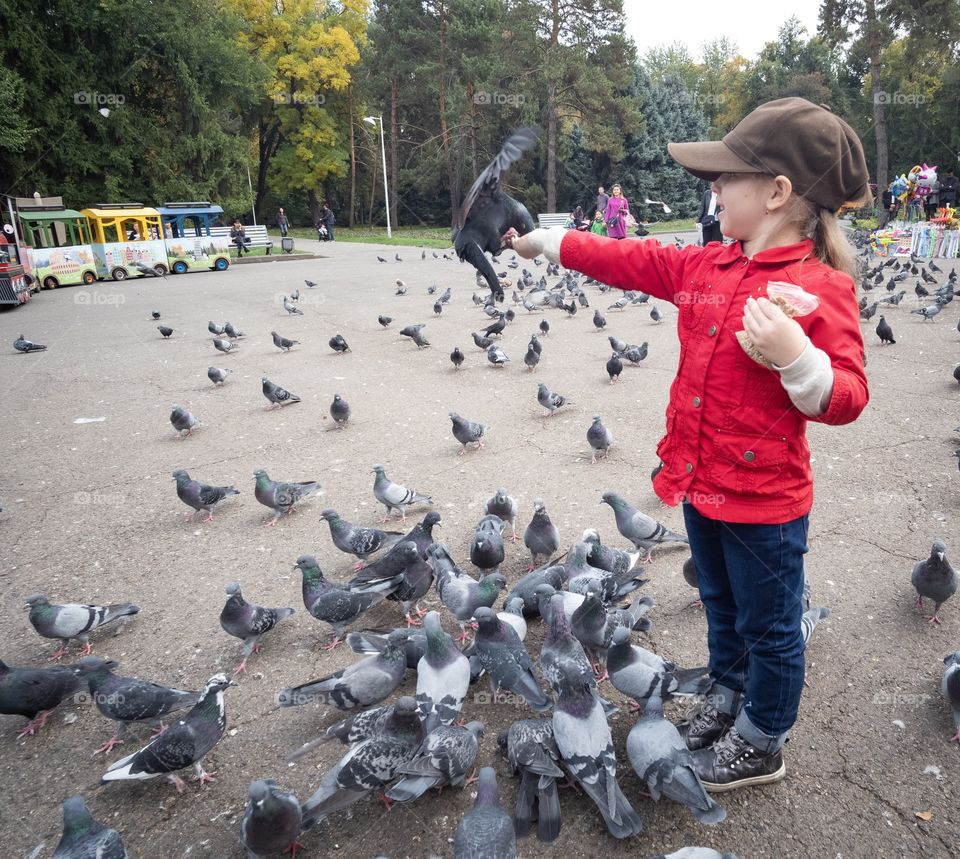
[915,810,933,821]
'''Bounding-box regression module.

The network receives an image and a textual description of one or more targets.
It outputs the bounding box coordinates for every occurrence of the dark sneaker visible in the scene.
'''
[691,727,786,792]
[676,702,734,751]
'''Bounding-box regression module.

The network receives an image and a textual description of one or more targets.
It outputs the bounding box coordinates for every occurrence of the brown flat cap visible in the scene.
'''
[667,97,870,211]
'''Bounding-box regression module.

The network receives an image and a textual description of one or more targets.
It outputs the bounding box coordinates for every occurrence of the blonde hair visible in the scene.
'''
[790,196,856,279]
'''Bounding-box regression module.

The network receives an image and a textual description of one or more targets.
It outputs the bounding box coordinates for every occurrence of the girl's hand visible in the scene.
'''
[504,228,546,259]
[742,296,808,368]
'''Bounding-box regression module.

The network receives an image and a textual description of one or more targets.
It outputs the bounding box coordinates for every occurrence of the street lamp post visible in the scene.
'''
[364,115,391,238]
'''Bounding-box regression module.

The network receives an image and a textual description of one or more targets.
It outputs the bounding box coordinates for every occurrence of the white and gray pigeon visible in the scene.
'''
[581,529,642,579]
[330,393,350,427]
[497,719,564,843]
[601,492,688,562]
[942,651,960,743]
[14,333,47,353]
[386,721,485,803]
[452,767,516,859]
[450,411,487,454]
[540,593,606,706]
[320,508,403,570]
[436,562,507,643]
[300,696,424,828]
[287,700,404,763]
[524,499,560,571]
[207,366,231,386]
[241,780,303,859]
[566,541,647,603]
[212,336,237,353]
[208,320,225,335]
[534,583,584,624]
[471,514,505,572]
[0,658,82,738]
[223,321,244,339]
[473,607,550,712]
[415,611,471,728]
[253,469,321,525]
[372,464,432,522]
[486,488,519,542]
[280,629,407,711]
[283,296,303,315]
[25,594,140,660]
[271,330,299,351]
[52,795,127,859]
[170,404,199,438]
[587,414,613,463]
[73,656,200,755]
[911,539,957,624]
[262,376,300,408]
[172,469,239,522]
[487,343,510,367]
[100,673,237,792]
[570,587,655,679]
[219,582,295,675]
[537,382,572,416]
[626,695,726,825]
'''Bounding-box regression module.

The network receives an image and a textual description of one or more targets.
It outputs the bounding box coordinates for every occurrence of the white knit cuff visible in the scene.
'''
[772,339,835,417]
[540,228,564,264]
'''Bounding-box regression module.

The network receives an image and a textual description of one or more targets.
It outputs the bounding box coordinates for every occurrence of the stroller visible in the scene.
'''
[317,223,329,241]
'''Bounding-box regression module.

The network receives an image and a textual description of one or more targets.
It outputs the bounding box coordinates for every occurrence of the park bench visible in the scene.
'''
[537,213,570,229]
[210,225,274,255]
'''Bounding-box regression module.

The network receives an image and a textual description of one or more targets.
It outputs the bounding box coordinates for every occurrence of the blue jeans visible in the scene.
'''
[682,502,808,752]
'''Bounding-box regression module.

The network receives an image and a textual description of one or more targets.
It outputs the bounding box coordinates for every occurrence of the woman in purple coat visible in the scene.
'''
[604,184,630,240]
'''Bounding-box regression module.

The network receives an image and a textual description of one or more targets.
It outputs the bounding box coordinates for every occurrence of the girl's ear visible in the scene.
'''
[767,175,795,213]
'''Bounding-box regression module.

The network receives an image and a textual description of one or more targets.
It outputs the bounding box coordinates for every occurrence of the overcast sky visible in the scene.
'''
[624,0,823,62]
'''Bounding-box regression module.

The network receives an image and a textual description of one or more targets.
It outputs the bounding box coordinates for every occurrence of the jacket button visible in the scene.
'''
[685,462,693,473]
[692,396,701,407]
[708,325,717,336]
[743,450,755,461]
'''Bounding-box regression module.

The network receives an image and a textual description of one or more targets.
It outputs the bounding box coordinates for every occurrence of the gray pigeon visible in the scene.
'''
[498,719,564,842]
[436,563,507,642]
[219,582,295,674]
[535,583,584,624]
[320,508,403,570]
[208,321,225,335]
[241,780,303,859]
[537,382,572,416]
[279,630,407,710]
[524,344,540,371]
[505,563,568,617]
[451,346,465,368]
[14,333,47,353]
[801,605,830,646]
[212,336,237,353]
[25,594,139,660]
[648,850,739,859]
[283,296,303,315]
[453,767,516,859]
[386,721,484,803]
[207,366,231,386]
[100,673,237,792]
[345,629,428,673]
[329,332,351,353]
[262,376,300,408]
[372,464,432,522]
[601,492,688,562]
[415,611,471,728]
[294,554,386,648]
[253,469,320,524]
[473,607,550,711]
[471,514,505,572]
[450,411,487,454]
[158,325,174,338]
[487,343,510,367]
[172,469,239,522]
[73,656,200,754]
[486,488,519,542]
[379,314,393,328]
[540,593,603,701]
[606,352,623,382]
[345,541,433,624]
[682,556,702,608]
[570,587,655,679]
[567,541,647,603]
[300,696,424,827]
[53,795,127,859]
[587,414,613,463]
[912,539,957,624]
[594,309,607,330]
[290,703,398,760]
[581,529,643,581]
[170,404,199,438]
[330,393,350,427]
[223,321,244,339]
[627,695,726,824]
[942,651,960,743]
[524,499,560,571]
[0,658,81,737]
[271,330,299,351]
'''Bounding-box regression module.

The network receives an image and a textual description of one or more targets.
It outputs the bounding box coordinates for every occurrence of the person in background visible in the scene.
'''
[697,186,723,245]
[590,210,607,235]
[322,202,335,242]
[596,185,609,219]
[277,208,289,238]
[573,205,588,230]
[604,184,629,240]
[877,181,898,229]
[924,176,940,221]
[939,167,958,210]
[230,219,248,256]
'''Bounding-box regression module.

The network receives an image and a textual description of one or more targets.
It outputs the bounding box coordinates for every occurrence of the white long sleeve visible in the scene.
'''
[772,338,835,417]
[539,228,565,264]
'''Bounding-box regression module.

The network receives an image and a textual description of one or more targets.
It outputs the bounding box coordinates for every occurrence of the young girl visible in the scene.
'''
[507,97,869,792]
[590,210,607,236]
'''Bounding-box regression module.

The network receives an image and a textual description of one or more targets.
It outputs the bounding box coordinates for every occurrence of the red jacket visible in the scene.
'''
[560,231,869,524]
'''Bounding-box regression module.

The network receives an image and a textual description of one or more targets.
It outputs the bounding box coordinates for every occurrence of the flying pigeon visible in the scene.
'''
[524,499,560,571]
[14,334,46,353]
[912,539,957,624]
[25,594,139,660]
[261,376,300,408]
[172,469,239,522]
[241,780,303,859]
[52,796,127,859]
[170,405,199,438]
[452,767,516,858]
[450,411,487,454]
[587,415,613,463]
[219,582,295,674]
[207,366,231,386]
[386,721,485,803]
[271,330,299,351]
[497,719,564,843]
[601,492,688,562]
[253,469,320,525]
[372,464,432,522]
[0,658,81,737]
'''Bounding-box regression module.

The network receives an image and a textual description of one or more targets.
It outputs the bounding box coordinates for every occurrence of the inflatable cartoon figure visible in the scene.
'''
[913,163,938,201]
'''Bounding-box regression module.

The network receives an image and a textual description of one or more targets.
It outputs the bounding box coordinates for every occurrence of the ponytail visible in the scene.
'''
[810,209,856,280]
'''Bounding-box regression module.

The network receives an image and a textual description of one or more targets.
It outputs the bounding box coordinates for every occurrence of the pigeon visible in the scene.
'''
[135,261,165,278]
[524,344,540,371]
[453,126,540,302]
[486,488,519,542]
[172,469,239,522]
[911,539,957,624]
[329,333,351,353]
[524,499,560,571]
[0,658,81,737]
[483,315,507,337]
[471,514,505,571]
[52,795,127,859]
[451,346,465,369]
[271,330,299,351]
[473,607,550,711]
[487,343,510,367]
[540,593,604,701]
[587,414,613,463]
[609,297,629,310]
[346,541,434,625]
[73,656,200,754]
[570,587,655,679]
[377,255,387,263]
[567,541,646,603]
[581,529,643,582]
[876,315,895,344]
[299,696,424,827]
[208,320,225,335]
[601,492,688,562]
[528,333,542,355]
[100,673,237,792]
[682,556,702,608]
[912,303,942,321]
[537,382,572,416]
[436,564,507,642]
[253,469,320,524]
[539,318,550,336]
[452,767,516,859]
[280,630,407,710]
[650,306,662,324]
[261,376,300,408]
[472,331,494,350]
[25,594,139,661]
[330,393,350,427]
[283,296,303,315]
[434,300,443,315]
[294,554,386,648]
[551,654,643,838]
[14,334,47,353]
[212,336,237,353]
[859,301,878,321]
[414,611,472,728]
[440,286,452,304]
[386,721,485,803]
[498,719,564,842]
[450,411,487,454]
[410,329,431,348]
[626,695,726,824]
[289,288,300,302]
[320,509,403,570]
[594,309,607,330]
[223,321,244,339]
[372,464,432,522]
[157,326,174,338]
[241,780,303,859]
[207,366,231,386]
[505,564,569,617]
[305,279,318,288]
[942,651,960,743]
[378,314,393,327]
[345,630,428,674]
[801,605,830,646]
[170,404,199,438]
[396,253,403,262]
[623,343,648,364]
[151,311,161,320]
[219,582,295,674]
[395,283,407,295]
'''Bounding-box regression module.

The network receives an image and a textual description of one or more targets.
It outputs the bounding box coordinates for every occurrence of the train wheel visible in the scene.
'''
[82,271,96,285]
[154,264,168,276]
[214,257,229,271]
[42,276,60,290]
[172,260,189,274]
[111,268,127,281]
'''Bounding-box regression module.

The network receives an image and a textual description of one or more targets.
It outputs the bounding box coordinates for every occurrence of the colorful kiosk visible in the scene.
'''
[157,202,231,273]
[15,204,98,289]
[0,226,32,305]
[81,203,168,280]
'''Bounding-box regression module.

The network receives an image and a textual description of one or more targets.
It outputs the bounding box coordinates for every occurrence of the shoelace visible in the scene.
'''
[687,704,721,730]
[712,728,747,764]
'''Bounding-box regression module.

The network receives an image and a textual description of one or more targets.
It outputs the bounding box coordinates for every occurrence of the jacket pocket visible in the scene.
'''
[705,430,788,497]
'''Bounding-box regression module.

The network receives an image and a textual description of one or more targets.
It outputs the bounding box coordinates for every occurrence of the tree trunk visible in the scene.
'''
[256,119,280,221]
[865,0,887,203]
[546,85,557,212]
[389,78,399,229]
[467,80,479,178]
[348,87,357,228]
[437,0,459,228]
[307,190,322,227]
